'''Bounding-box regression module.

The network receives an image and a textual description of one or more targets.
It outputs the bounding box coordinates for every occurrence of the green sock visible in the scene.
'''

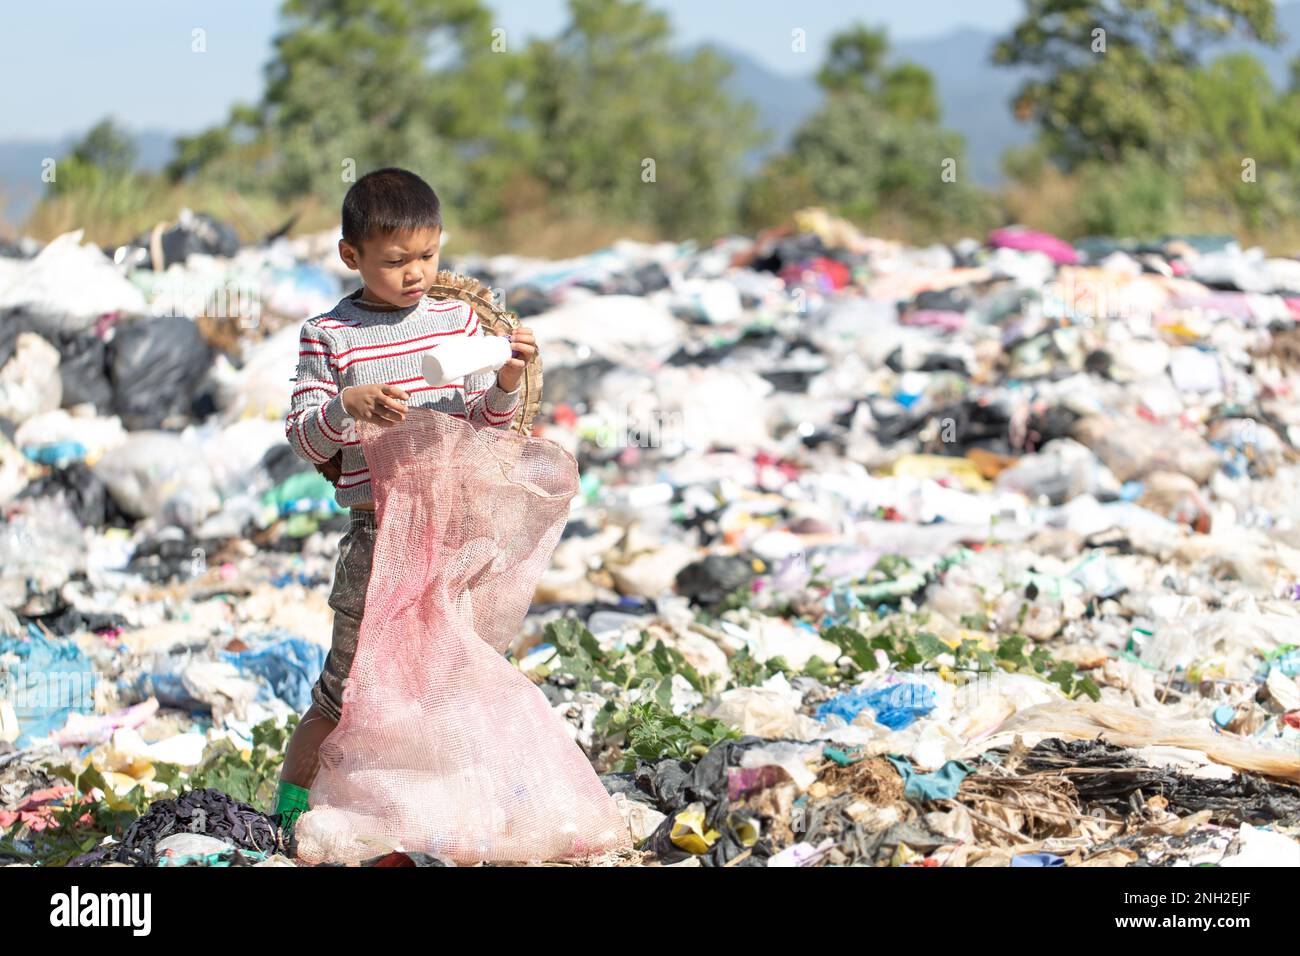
[274,781,311,830]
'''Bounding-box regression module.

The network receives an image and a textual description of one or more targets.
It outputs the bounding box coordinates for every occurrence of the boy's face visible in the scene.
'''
[339,225,442,306]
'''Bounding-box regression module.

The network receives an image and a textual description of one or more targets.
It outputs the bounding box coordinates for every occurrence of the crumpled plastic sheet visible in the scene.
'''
[295,409,632,864]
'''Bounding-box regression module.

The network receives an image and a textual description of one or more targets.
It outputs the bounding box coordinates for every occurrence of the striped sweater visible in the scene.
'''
[285,291,523,508]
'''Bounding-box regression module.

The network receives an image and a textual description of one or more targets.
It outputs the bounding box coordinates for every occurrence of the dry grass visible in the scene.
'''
[15,172,1300,258]
[23,184,331,248]
[1001,164,1088,237]
[20,176,662,259]
[452,211,661,258]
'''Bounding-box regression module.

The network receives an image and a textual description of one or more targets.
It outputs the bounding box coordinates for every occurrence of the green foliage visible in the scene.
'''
[603,700,741,771]
[872,554,913,579]
[821,618,946,672]
[165,128,235,184]
[715,582,756,615]
[48,117,140,197]
[541,617,712,699]
[821,624,880,673]
[153,0,761,240]
[251,0,497,204]
[73,118,138,170]
[743,24,992,237]
[993,1,1300,239]
[0,783,127,867]
[817,25,939,123]
[1184,52,1300,229]
[819,618,1101,701]
[1076,153,1184,236]
[747,87,994,238]
[993,0,1279,168]
[728,644,798,686]
[518,0,763,238]
[183,715,299,808]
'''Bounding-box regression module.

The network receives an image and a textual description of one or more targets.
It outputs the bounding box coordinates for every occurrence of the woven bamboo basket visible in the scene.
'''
[314,271,543,485]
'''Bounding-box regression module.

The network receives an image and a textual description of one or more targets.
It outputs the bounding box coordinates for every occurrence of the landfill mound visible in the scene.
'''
[1,209,1299,867]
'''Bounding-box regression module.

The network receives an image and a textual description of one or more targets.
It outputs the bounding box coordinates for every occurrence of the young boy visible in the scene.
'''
[273,167,536,835]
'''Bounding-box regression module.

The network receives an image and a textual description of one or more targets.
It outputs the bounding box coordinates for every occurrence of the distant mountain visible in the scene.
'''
[709,45,822,173]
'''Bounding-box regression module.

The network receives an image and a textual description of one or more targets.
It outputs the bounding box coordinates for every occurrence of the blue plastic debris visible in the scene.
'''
[815,682,936,730]
[823,744,867,766]
[119,659,210,714]
[885,755,973,800]
[1118,480,1144,502]
[0,624,97,747]
[1263,647,1300,678]
[22,441,87,468]
[1011,853,1065,867]
[220,634,327,712]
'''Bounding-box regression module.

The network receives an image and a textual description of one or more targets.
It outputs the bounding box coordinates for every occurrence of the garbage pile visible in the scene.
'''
[3,207,1300,867]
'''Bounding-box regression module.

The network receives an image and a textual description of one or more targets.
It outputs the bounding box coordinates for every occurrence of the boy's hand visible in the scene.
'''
[496,326,536,392]
[342,384,408,425]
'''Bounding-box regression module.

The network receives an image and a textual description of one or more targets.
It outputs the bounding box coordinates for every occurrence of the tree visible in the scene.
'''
[166,0,515,219]
[518,0,763,238]
[70,118,137,173]
[743,26,988,238]
[782,94,988,233]
[49,117,138,196]
[258,0,513,205]
[816,25,939,123]
[1184,52,1300,229]
[993,0,1280,167]
[165,127,233,184]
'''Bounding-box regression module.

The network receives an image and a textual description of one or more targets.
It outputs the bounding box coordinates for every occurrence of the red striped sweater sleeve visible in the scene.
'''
[461,307,522,431]
[285,321,352,463]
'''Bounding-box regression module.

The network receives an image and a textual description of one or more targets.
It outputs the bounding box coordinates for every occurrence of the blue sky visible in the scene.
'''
[1,0,1023,140]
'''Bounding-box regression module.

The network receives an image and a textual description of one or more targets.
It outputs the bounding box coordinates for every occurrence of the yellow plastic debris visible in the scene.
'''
[670,802,721,854]
[883,454,992,492]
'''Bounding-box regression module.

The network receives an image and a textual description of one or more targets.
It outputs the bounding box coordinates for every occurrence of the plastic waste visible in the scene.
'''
[220,634,328,712]
[93,431,221,528]
[816,682,936,730]
[421,334,511,386]
[994,439,1120,505]
[885,756,973,800]
[0,230,147,321]
[0,332,61,423]
[0,624,96,747]
[109,317,213,430]
[127,209,241,270]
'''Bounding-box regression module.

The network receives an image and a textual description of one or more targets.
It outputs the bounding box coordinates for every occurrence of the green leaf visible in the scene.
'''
[911,631,946,661]
[996,634,1027,662]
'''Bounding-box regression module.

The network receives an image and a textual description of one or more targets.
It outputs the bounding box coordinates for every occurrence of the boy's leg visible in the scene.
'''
[278,701,338,789]
[273,510,375,833]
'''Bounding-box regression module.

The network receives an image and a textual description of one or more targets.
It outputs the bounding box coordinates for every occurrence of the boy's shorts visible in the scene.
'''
[311,508,377,723]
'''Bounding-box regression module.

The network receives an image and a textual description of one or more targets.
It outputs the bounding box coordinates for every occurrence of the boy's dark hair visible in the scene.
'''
[341,167,442,250]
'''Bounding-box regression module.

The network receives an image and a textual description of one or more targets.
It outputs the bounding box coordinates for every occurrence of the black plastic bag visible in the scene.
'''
[108,316,213,429]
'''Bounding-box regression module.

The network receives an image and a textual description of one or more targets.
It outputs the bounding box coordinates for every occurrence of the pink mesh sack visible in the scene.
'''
[295,408,632,864]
